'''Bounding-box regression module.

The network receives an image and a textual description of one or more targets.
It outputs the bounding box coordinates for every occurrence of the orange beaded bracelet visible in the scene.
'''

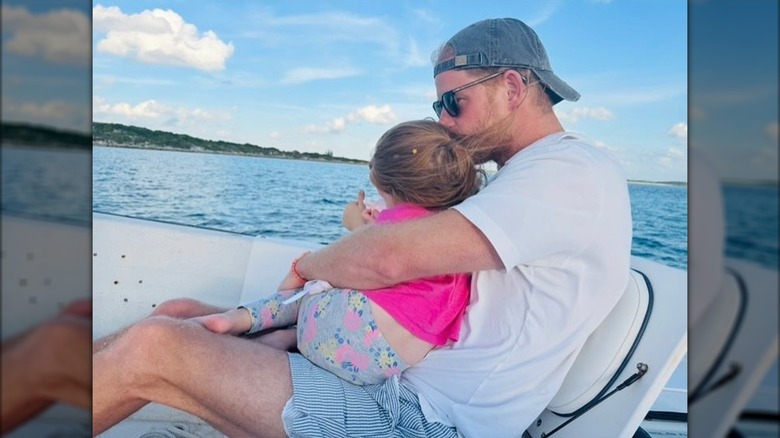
[290,251,311,282]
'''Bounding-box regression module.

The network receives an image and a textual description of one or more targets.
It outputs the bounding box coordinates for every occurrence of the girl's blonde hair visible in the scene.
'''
[370,119,498,210]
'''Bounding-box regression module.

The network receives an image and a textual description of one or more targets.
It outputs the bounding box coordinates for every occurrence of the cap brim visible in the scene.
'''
[533,69,580,105]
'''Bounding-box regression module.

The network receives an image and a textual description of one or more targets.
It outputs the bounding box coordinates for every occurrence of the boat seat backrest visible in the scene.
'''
[547,269,652,415]
[688,269,745,399]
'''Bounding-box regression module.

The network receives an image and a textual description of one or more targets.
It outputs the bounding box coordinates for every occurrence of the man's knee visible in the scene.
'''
[98,316,206,398]
[152,298,204,317]
[118,316,195,369]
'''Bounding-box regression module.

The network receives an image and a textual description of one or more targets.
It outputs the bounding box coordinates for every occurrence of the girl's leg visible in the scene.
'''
[296,290,409,385]
[240,289,302,334]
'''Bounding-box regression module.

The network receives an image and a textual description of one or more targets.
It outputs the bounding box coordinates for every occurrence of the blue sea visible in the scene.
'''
[4,144,778,272]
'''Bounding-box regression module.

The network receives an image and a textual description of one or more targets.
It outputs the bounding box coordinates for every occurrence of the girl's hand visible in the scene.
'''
[342,190,368,230]
[361,207,380,225]
[277,251,309,291]
[277,269,305,291]
[343,190,380,230]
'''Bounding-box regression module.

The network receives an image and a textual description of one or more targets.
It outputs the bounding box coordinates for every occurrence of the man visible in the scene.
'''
[92,18,631,437]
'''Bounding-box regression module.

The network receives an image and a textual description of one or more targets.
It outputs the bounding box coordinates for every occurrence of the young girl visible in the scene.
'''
[198,119,485,385]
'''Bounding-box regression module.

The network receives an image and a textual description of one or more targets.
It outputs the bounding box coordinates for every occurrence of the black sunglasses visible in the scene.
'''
[432,70,506,118]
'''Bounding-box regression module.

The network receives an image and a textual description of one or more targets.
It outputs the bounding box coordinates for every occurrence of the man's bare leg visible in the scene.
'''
[93,298,227,353]
[93,315,292,437]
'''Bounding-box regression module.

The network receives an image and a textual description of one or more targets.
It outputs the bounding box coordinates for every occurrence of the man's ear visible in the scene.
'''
[503,70,527,110]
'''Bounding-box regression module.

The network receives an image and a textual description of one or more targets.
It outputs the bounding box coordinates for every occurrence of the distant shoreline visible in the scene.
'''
[91,143,368,166]
[4,121,776,187]
[628,180,687,187]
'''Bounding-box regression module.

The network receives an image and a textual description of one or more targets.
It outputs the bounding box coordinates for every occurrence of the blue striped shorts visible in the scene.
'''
[282,352,458,438]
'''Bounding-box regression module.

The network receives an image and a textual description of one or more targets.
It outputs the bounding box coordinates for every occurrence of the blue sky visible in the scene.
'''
[5,1,692,181]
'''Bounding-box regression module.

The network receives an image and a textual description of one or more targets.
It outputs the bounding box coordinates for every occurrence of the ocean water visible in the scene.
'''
[12,144,779,272]
[87,146,690,270]
[1,145,92,225]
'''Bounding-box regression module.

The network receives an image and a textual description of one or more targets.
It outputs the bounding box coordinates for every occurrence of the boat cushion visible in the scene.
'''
[688,270,744,396]
[548,269,651,415]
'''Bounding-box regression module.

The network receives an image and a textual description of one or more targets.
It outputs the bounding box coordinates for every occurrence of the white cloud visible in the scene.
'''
[304,117,348,134]
[245,10,398,49]
[657,146,687,170]
[93,97,231,125]
[280,67,362,85]
[765,121,778,141]
[526,2,562,27]
[93,74,177,89]
[1,6,90,65]
[269,131,282,140]
[92,4,234,71]
[348,105,396,124]
[666,147,685,158]
[667,122,687,141]
[405,38,429,68]
[593,139,618,152]
[411,9,439,25]
[240,10,442,73]
[2,97,90,133]
[555,106,614,123]
[304,104,397,134]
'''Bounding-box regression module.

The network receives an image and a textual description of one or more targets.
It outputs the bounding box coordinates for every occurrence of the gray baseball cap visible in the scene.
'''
[434,18,580,105]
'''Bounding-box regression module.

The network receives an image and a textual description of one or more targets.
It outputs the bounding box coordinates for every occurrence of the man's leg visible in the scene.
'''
[93,315,292,437]
[93,298,227,354]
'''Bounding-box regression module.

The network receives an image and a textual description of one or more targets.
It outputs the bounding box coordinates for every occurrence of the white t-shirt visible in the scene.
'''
[401,132,633,437]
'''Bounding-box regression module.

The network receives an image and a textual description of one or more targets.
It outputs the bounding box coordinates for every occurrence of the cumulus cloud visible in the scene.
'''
[93,97,231,126]
[1,6,90,65]
[92,4,234,71]
[280,67,362,85]
[349,105,396,124]
[555,106,614,123]
[2,97,90,133]
[304,104,397,134]
[304,118,348,134]
[667,122,687,141]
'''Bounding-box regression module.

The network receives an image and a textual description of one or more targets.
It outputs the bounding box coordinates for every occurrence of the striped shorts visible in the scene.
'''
[282,352,458,438]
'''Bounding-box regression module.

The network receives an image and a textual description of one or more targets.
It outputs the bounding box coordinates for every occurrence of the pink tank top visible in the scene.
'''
[362,204,471,345]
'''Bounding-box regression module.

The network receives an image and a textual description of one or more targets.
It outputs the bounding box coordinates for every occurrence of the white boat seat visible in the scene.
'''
[688,268,746,401]
[549,268,652,415]
[523,258,690,438]
[688,259,778,438]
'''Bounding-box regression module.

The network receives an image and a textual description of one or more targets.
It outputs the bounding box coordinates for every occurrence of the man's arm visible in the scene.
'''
[297,209,502,290]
